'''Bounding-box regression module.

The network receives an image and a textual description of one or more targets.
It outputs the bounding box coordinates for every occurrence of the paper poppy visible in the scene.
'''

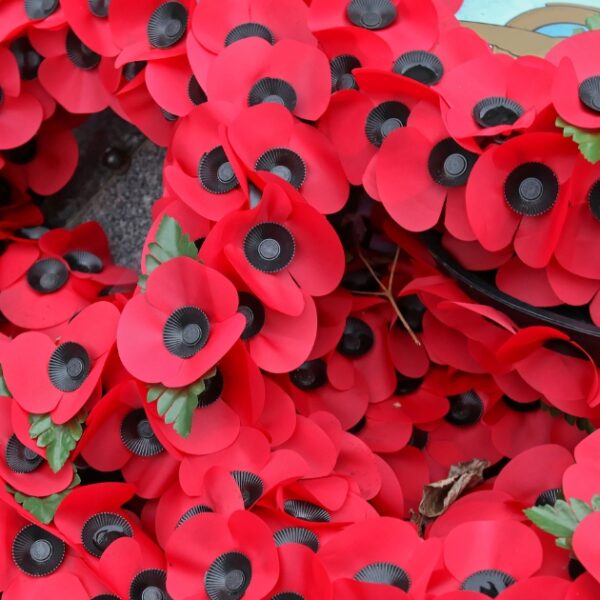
[200,181,345,317]
[163,101,248,221]
[2,301,119,423]
[80,380,180,499]
[562,429,600,505]
[466,132,579,268]
[108,0,195,67]
[166,510,280,600]
[145,343,264,456]
[206,37,331,121]
[36,27,120,114]
[376,101,479,236]
[308,0,440,57]
[437,54,555,142]
[547,30,600,130]
[0,47,43,151]
[117,257,245,387]
[320,68,436,184]
[442,520,543,594]
[227,103,349,214]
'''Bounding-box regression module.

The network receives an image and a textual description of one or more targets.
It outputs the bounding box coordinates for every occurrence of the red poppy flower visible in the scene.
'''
[332,578,410,599]
[0,47,43,151]
[206,37,331,121]
[145,53,207,118]
[2,301,118,423]
[571,511,600,587]
[562,429,600,504]
[200,181,345,317]
[308,290,353,360]
[466,133,578,268]
[376,101,479,236]
[0,170,42,235]
[438,54,555,142]
[0,0,65,42]
[308,0,440,57]
[227,103,349,214]
[108,0,194,67]
[0,398,76,497]
[320,68,436,184]
[163,101,249,221]
[1,117,78,196]
[39,222,137,288]
[319,517,441,598]
[442,520,543,594]
[145,343,264,456]
[166,510,280,600]
[254,376,298,447]
[442,233,513,272]
[117,257,245,387]
[36,27,119,114]
[80,380,179,499]
[315,27,393,94]
[567,574,600,600]
[547,30,600,130]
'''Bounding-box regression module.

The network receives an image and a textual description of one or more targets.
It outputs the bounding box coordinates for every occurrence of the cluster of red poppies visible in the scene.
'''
[2,0,600,598]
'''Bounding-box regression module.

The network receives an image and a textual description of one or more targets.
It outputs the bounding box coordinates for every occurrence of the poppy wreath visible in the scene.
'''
[2,1,600,599]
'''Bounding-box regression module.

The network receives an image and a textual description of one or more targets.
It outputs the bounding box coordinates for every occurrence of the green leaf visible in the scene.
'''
[147,368,216,438]
[556,117,600,164]
[29,413,86,473]
[8,473,80,524]
[570,498,593,521]
[0,366,11,398]
[591,495,600,511]
[144,215,198,278]
[586,14,600,30]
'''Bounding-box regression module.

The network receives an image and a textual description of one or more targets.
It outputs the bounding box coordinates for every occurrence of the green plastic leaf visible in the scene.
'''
[556,117,600,164]
[570,498,593,521]
[592,495,600,511]
[0,366,11,397]
[29,413,86,474]
[147,368,216,438]
[8,473,80,524]
[586,14,600,30]
[144,215,198,278]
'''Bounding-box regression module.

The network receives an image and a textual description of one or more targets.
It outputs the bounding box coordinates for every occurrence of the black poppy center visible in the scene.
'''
[428,138,477,188]
[395,372,424,396]
[273,527,319,552]
[163,306,210,358]
[535,487,563,507]
[255,148,306,189]
[130,569,171,600]
[12,524,66,576]
[48,342,91,392]
[587,180,600,222]
[408,427,429,450]
[337,317,374,358]
[461,570,516,597]
[272,594,304,600]
[393,51,444,86]
[5,434,43,473]
[238,292,265,340]
[10,37,43,80]
[120,409,164,457]
[248,77,297,112]
[231,471,264,508]
[66,30,101,70]
[330,55,361,92]
[188,75,207,105]
[64,250,104,273]
[283,499,331,523]
[176,504,213,527]
[504,162,558,217]
[365,101,409,147]
[123,61,147,81]
[290,359,328,391]
[502,395,541,413]
[17,226,49,239]
[473,97,524,128]
[579,76,600,113]
[445,390,484,426]
[205,552,252,600]
[346,0,397,30]
[396,295,425,333]
[225,22,275,47]
[147,2,188,49]
[197,368,224,408]
[4,138,38,164]
[82,512,133,557]
[198,146,238,194]
[244,222,295,273]
[354,562,411,592]
[24,0,58,20]
[88,0,109,18]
